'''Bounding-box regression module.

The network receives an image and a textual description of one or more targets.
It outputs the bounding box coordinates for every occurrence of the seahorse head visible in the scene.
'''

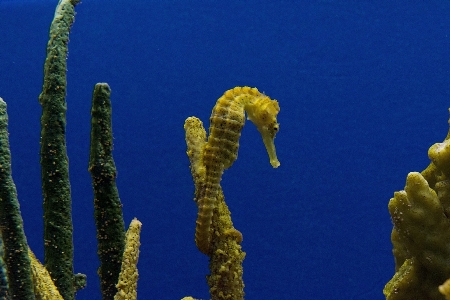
[246,96,281,168]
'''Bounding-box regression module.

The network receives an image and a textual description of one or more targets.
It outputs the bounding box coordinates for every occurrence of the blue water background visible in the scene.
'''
[1,1,450,299]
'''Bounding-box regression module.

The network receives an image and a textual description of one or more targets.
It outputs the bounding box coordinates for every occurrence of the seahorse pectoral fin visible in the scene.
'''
[259,126,280,168]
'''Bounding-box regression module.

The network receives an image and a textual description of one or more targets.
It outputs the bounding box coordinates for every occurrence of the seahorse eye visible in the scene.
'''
[273,123,279,132]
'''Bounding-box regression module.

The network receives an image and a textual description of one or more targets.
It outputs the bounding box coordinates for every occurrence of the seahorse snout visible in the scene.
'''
[260,125,280,168]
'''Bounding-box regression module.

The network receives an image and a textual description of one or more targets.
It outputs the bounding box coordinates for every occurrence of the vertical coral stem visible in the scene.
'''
[38,0,80,298]
[88,83,126,299]
[0,98,35,299]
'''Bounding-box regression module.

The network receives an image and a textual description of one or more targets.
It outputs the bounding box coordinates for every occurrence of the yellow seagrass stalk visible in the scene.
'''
[114,218,142,300]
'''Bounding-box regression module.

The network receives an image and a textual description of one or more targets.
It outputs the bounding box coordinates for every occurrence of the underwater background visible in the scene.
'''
[1,0,450,299]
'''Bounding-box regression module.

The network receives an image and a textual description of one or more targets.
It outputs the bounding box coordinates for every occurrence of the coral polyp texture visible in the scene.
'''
[0,98,34,299]
[114,218,142,300]
[385,110,450,299]
[184,87,281,299]
[38,0,81,298]
[89,83,126,298]
[28,248,63,300]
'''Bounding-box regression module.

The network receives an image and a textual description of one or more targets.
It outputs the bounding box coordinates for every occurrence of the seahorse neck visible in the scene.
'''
[234,93,260,120]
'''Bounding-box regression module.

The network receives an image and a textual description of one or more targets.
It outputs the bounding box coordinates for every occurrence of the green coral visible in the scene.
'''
[89,83,126,299]
[0,0,145,298]
[38,0,80,298]
[0,98,34,299]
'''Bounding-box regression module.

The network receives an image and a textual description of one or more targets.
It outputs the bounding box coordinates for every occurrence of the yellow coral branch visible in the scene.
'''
[440,278,450,299]
[28,248,63,300]
[385,111,450,298]
[184,117,207,194]
[207,189,246,300]
[114,218,142,300]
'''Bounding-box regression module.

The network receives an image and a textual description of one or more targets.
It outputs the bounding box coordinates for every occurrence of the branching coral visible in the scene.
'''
[385,110,450,299]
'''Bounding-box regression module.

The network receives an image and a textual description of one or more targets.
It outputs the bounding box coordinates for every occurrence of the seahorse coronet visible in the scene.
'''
[193,86,281,254]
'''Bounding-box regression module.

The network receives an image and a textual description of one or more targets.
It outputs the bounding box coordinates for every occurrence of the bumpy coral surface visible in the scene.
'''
[386,114,450,299]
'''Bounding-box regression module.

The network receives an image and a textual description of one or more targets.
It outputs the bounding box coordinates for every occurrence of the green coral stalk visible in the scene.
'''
[88,83,126,299]
[0,238,9,299]
[38,0,80,299]
[0,98,34,299]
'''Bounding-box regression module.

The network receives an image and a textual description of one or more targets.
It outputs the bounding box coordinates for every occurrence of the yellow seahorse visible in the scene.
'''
[194,86,280,254]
